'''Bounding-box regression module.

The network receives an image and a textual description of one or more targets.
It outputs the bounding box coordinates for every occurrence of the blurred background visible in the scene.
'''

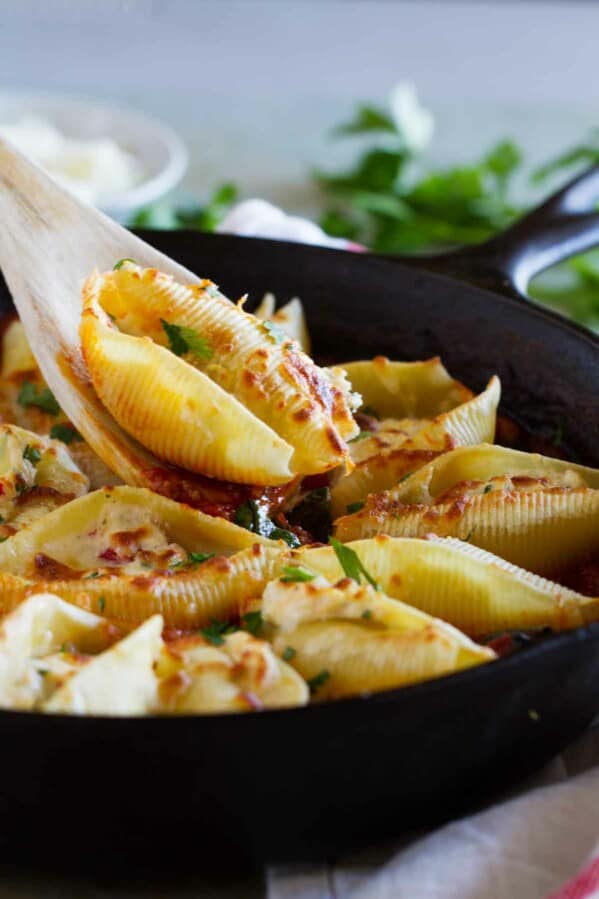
[2,0,599,323]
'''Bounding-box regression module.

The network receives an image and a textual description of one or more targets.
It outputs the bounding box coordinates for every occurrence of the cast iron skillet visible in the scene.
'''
[0,168,599,869]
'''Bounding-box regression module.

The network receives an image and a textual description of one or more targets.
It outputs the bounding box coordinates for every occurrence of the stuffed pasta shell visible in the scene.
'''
[330,359,500,517]
[79,264,359,485]
[335,444,599,575]
[0,423,88,533]
[297,536,599,637]
[156,630,308,713]
[0,319,122,489]
[261,572,494,698]
[0,486,282,627]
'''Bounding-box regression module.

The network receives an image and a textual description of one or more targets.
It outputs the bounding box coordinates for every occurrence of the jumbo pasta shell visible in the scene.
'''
[43,615,163,715]
[340,356,472,419]
[330,377,500,518]
[297,536,599,636]
[84,265,357,474]
[271,622,486,699]
[80,293,294,485]
[335,451,599,576]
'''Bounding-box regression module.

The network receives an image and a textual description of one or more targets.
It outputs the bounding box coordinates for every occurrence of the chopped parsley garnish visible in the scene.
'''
[23,445,41,465]
[242,610,263,636]
[280,565,316,583]
[0,516,4,524]
[169,551,215,570]
[14,475,27,494]
[98,595,106,612]
[350,430,372,443]
[464,530,474,542]
[483,484,493,494]
[113,258,137,270]
[282,646,296,662]
[361,609,373,620]
[50,423,83,444]
[200,618,236,646]
[160,319,213,361]
[234,499,300,548]
[84,571,100,579]
[262,320,287,344]
[346,501,364,514]
[399,470,413,483]
[0,537,8,544]
[307,669,331,694]
[17,381,60,416]
[329,537,379,590]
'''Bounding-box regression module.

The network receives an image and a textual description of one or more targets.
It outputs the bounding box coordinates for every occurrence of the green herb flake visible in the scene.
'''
[200,618,236,646]
[464,530,474,542]
[282,646,296,662]
[84,571,100,580]
[98,596,106,613]
[14,475,27,494]
[329,537,379,590]
[350,430,372,443]
[262,320,287,345]
[22,444,41,465]
[191,551,216,565]
[113,258,137,270]
[17,381,60,416]
[280,565,316,583]
[234,499,301,548]
[160,319,213,361]
[399,471,413,483]
[0,537,8,544]
[50,423,83,444]
[242,610,263,636]
[483,484,493,494]
[308,669,331,694]
[346,501,365,515]
[361,609,373,620]
[0,516,5,525]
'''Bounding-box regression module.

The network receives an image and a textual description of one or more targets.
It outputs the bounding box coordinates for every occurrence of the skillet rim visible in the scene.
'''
[1,230,598,726]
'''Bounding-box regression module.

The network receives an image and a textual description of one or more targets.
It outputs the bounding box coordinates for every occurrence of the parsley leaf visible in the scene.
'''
[17,382,60,416]
[280,565,316,583]
[23,445,41,465]
[200,618,236,646]
[160,320,213,361]
[350,431,372,443]
[307,669,331,694]
[50,423,83,444]
[234,499,300,548]
[329,537,379,590]
[282,646,296,662]
[242,610,263,636]
[483,484,493,494]
[113,258,137,270]
[98,596,106,613]
[333,104,397,137]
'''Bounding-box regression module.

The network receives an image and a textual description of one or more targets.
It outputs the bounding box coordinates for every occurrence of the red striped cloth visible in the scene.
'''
[548,857,599,899]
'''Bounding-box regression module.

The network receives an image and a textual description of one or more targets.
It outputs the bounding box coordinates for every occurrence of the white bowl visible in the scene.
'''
[0,91,188,215]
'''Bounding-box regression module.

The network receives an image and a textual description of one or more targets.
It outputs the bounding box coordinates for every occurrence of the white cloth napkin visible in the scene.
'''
[267,726,599,899]
[221,200,599,899]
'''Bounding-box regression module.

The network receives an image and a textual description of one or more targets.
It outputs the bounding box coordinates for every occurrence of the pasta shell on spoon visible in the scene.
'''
[261,572,494,699]
[335,444,599,576]
[80,264,359,480]
[295,535,599,637]
[330,372,500,518]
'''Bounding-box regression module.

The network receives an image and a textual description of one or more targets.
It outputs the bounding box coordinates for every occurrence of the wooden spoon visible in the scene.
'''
[0,137,207,487]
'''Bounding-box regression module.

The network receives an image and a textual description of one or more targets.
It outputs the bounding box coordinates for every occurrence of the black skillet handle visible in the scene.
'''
[412,165,599,300]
